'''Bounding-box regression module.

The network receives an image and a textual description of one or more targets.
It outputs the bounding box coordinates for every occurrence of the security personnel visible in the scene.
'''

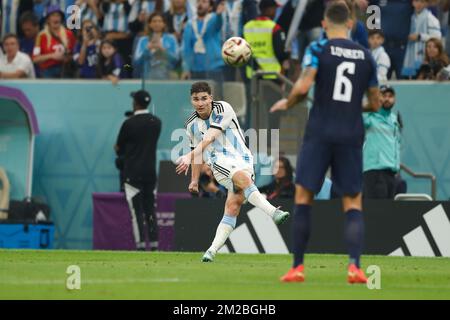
[115,90,161,250]
[243,0,288,79]
[363,85,402,199]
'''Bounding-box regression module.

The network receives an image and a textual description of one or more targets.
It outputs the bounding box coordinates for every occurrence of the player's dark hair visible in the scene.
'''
[191,82,211,95]
[325,2,350,25]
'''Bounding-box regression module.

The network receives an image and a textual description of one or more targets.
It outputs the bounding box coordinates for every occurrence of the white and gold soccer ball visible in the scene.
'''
[221,37,252,68]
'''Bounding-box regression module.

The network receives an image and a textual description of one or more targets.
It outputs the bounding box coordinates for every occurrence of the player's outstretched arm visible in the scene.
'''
[176,128,222,175]
[270,67,317,112]
[363,87,382,113]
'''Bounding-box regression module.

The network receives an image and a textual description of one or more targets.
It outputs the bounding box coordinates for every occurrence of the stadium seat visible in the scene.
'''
[394,193,433,201]
[223,82,247,120]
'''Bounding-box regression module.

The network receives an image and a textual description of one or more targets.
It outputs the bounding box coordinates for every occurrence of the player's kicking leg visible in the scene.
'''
[232,170,290,225]
[202,191,243,262]
[280,184,313,282]
[342,193,367,284]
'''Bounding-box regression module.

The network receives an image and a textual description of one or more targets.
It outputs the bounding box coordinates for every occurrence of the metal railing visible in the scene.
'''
[400,163,437,200]
[249,71,312,129]
[251,72,438,200]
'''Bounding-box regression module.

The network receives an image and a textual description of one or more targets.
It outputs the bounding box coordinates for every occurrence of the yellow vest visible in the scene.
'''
[243,19,281,79]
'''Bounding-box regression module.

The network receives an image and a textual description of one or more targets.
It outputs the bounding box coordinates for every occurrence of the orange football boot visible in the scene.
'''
[280,265,305,282]
[347,264,367,284]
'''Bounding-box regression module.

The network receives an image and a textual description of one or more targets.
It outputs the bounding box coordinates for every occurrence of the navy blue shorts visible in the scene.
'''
[295,139,363,195]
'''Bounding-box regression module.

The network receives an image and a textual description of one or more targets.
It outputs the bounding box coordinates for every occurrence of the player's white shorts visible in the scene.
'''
[210,156,255,193]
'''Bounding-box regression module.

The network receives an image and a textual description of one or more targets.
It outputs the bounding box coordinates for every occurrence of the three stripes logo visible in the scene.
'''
[389,204,450,257]
[218,208,288,254]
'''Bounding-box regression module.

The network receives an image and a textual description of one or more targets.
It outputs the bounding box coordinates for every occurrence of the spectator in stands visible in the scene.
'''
[402,0,442,79]
[19,12,40,57]
[133,12,179,79]
[74,19,101,78]
[102,0,133,67]
[32,5,76,78]
[19,11,41,77]
[363,85,402,199]
[417,37,449,80]
[0,33,35,78]
[33,0,77,21]
[369,0,413,79]
[220,0,257,80]
[182,0,225,95]
[277,0,325,64]
[129,0,164,36]
[443,0,450,57]
[164,0,189,43]
[75,0,102,26]
[341,0,369,48]
[98,39,124,84]
[0,0,33,39]
[198,164,227,198]
[368,29,391,82]
[243,0,289,81]
[260,157,295,200]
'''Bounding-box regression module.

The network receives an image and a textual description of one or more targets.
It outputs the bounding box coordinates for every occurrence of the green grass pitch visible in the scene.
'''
[1,250,449,299]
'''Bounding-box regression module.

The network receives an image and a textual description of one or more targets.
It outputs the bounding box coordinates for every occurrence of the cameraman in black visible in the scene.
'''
[115,90,161,251]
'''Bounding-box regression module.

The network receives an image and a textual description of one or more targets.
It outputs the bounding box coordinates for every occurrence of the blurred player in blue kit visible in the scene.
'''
[271,1,381,284]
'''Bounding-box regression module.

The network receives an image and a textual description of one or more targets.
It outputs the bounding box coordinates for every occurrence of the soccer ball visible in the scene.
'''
[221,37,252,67]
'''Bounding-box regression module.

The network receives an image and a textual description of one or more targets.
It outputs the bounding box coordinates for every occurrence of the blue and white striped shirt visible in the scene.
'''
[103,2,129,32]
[185,101,253,166]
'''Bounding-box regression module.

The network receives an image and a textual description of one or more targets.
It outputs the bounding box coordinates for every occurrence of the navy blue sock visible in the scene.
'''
[292,204,312,268]
[345,209,364,268]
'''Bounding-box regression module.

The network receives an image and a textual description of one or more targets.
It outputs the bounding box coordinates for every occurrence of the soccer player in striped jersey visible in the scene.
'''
[176,81,290,262]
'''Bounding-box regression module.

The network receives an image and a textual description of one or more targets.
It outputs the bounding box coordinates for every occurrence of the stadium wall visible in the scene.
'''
[0,80,449,249]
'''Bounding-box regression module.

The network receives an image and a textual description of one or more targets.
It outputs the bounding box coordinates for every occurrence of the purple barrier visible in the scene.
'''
[92,192,191,251]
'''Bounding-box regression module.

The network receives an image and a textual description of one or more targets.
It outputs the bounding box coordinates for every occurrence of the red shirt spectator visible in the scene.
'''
[32,6,76,78]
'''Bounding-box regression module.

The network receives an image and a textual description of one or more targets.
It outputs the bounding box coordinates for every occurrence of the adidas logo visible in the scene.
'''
[389,204,450,257]
[218,208,289,254]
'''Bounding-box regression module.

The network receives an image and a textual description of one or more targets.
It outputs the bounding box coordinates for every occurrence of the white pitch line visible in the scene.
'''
[0,278,183,286]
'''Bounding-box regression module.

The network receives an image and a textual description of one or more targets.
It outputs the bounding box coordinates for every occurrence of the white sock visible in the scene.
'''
[209,223,233,254]
[247,190,277,217]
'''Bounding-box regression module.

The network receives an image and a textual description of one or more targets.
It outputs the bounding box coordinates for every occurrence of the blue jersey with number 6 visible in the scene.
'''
[302,38,378,146]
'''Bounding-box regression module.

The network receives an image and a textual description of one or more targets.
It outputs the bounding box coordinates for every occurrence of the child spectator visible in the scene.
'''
[74,19,101,78]
[32,5,76,78]
[402,0,442,79]
[133,12,179,79]
[98,39,124,85]
[417,37,450,79]
[368,29,391,82]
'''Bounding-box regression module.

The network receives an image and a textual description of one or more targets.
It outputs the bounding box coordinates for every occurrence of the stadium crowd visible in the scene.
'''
[0,0,450,81]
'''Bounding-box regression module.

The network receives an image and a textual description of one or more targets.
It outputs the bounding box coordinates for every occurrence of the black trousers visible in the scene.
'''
[363,170,397,199]
[124,179,158,250]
